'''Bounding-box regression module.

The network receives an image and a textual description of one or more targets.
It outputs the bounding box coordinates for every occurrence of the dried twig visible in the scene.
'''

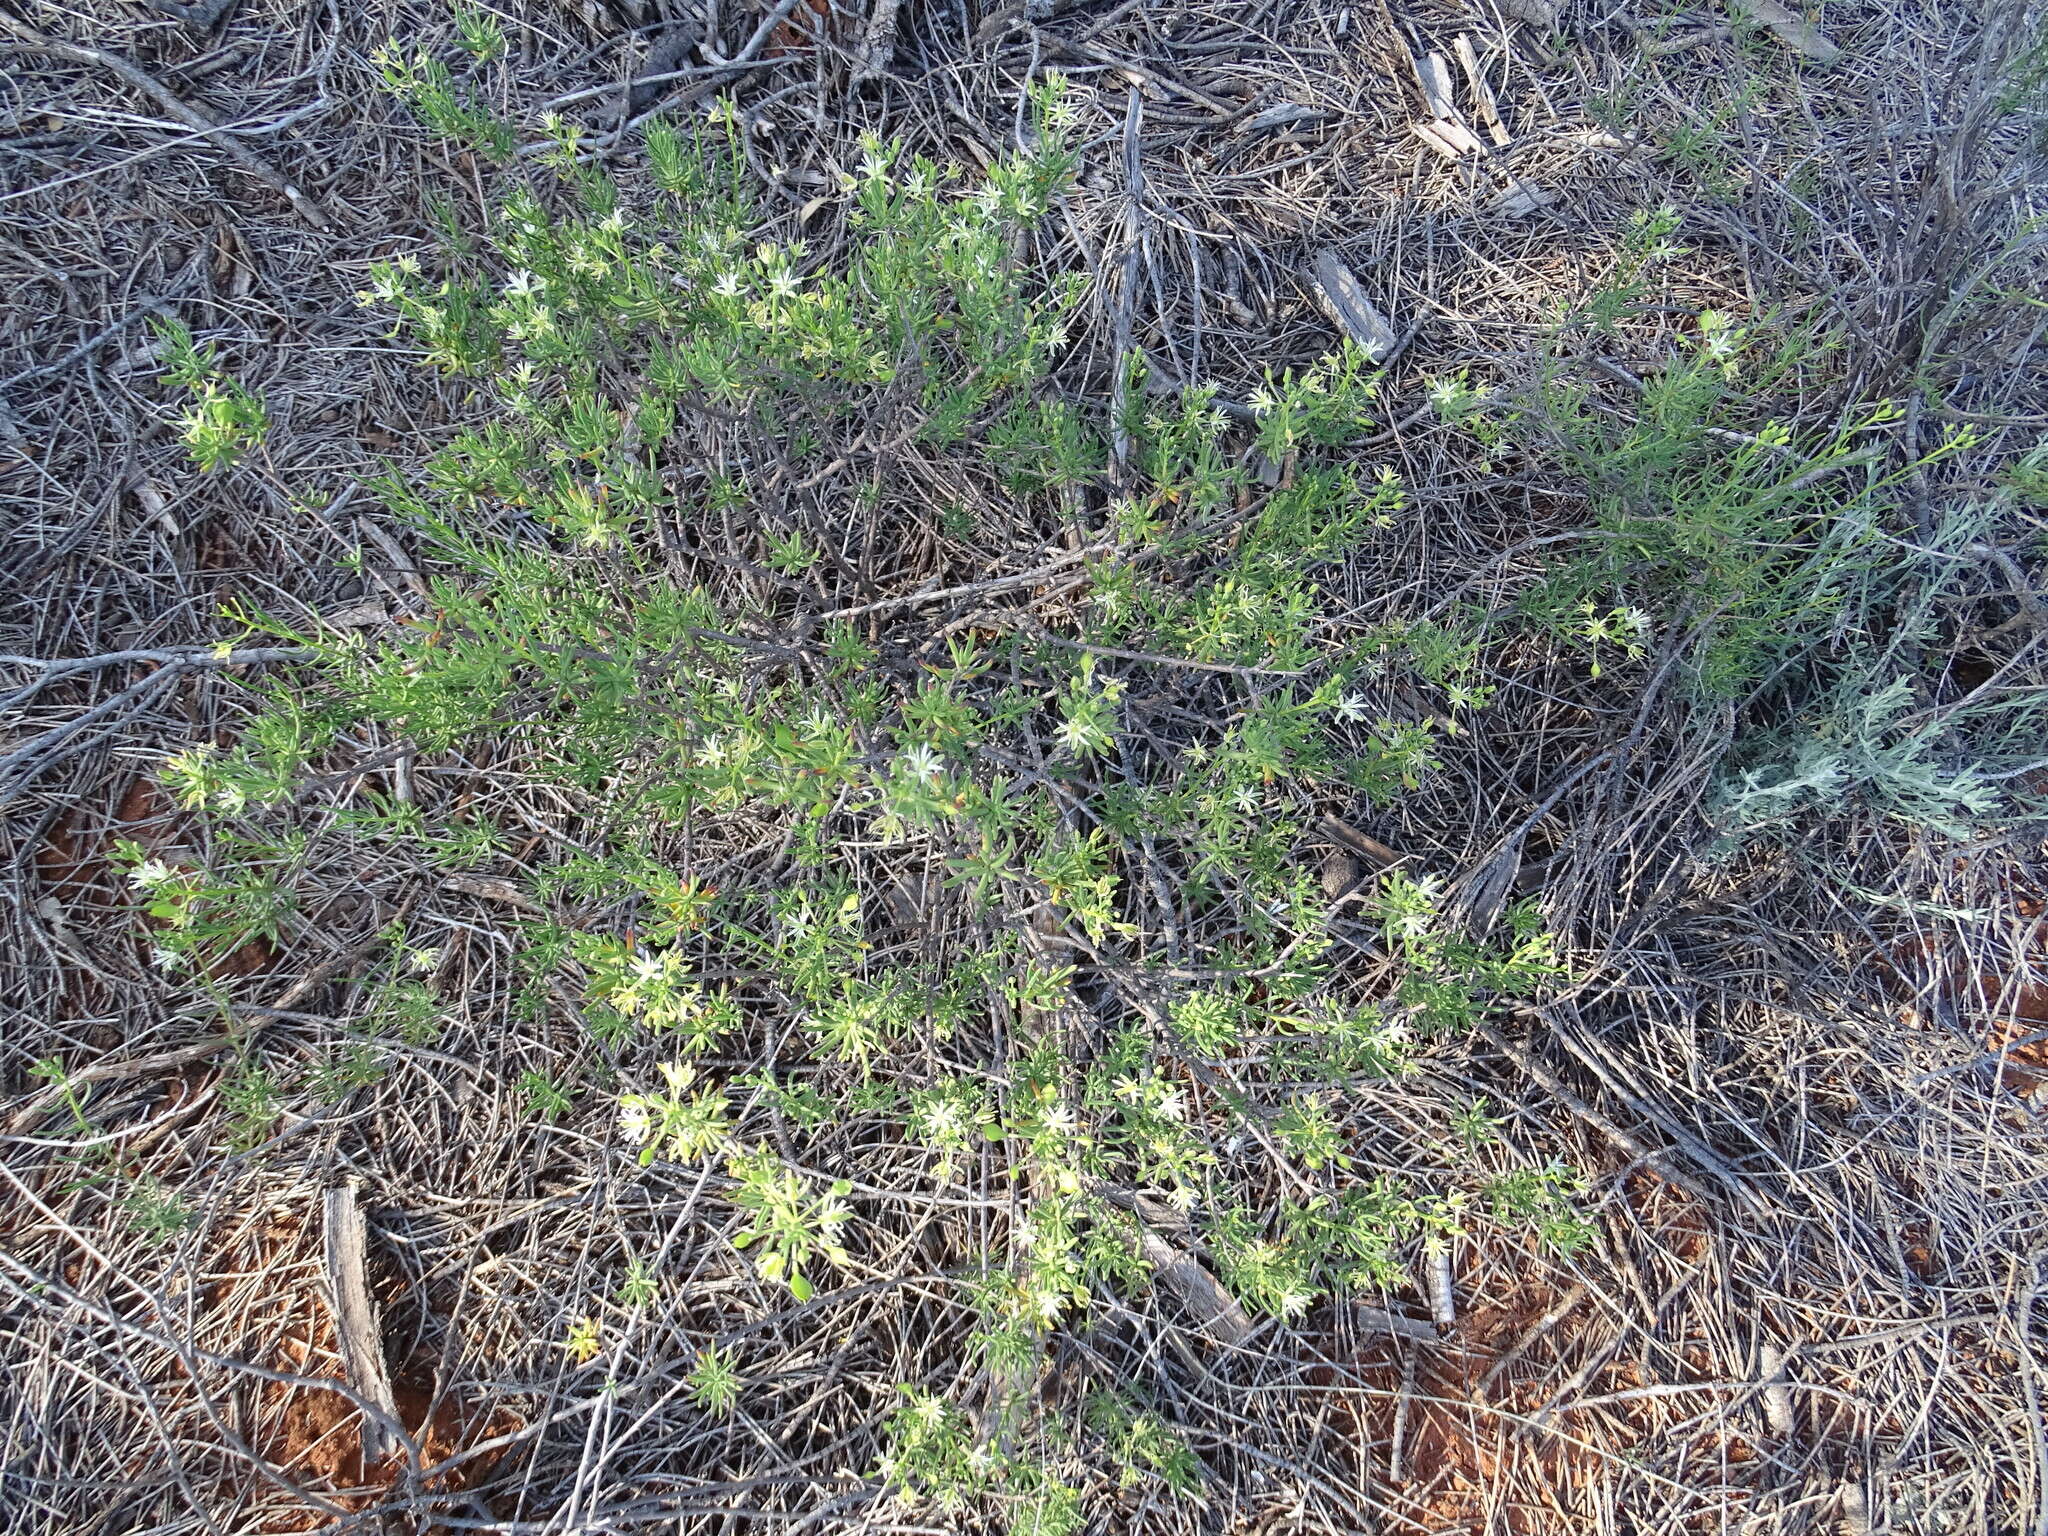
[1310,250,1398,361]
[322,1180,403,1471]
[0,17,331,229]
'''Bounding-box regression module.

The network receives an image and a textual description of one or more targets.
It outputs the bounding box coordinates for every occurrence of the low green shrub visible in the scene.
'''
[122,80,1733,1527]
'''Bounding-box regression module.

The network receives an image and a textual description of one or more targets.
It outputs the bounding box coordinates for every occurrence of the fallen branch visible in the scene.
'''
[1726,0,1841,63]
[1,644,312,681]
[0,17,332,230]
[1311,251,1400,362]
[5,943,375,1134]
[323,1180,404,1472]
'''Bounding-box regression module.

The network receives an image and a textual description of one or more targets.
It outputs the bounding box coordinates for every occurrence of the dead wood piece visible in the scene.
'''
[1093,1187,1254,1347]
[131,477,178,538]
[971,0,1079,42]
[855,0,905,81]
[1411,52,1459,120]
[0,299,174,391]
[1838,1479,1872,1535]
[1728,0,1842,63]
[1427,1244,1457,1330]
[2,644,310,686]
[1310,252,1398,362]
[1321,845,1362,904]
[629,23,704,119]
[1414,119,1484,158]
[1632,21,1733,55]
[319,601,391,631]
[1452,35,1511,146]
[1412,121,1460,160]
[1354,1302,1439,1343]
[1760,1344,1797,1437]
[1137,1228,1256,1347]
[1439,121,1485,155]
[1316,816,1405,874]
[1574,128,1659,161]
[355,517,429,600]
[323,1180,402,1470]
[442,873,543,912]
[810,543,1106,624]
[0,17,331,230]
[1493,180,1554,217]
[1236,104,1332,136]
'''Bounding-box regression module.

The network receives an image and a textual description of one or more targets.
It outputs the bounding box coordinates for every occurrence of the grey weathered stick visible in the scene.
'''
[1136,1228,1257,1347]
[1759,1344,1797,1438]
[1838,1480,1873,1536]
[1453,34,1511,145]
[855,0,905,81]
[0,645,313,798]
[1310,251,1398,362]
[1,644,311,681]
[1354,1302,1439,1343]
[1026,628,1303,678]
[0,17,332,230]
[1411,52,1459,119]
[323,1179,401,1471]
[1413,120,1473,159]
[1110,87,1144,479]
[1727,0,1842,63]
[442,872,544,913]
[1427,1244,1457,1330]
[809,544,1108,624]
[1317,816,1406,873]
[1105,1187,1257,1347]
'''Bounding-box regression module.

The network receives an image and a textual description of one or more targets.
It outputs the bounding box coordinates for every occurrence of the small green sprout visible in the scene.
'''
[687,1344,743,1416]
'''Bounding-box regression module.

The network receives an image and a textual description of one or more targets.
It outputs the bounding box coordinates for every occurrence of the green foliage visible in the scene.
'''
[112,834,295,976]
[562,1315,602,1364]
[1497,291,1975,698]
[1086,1391,1200,1492]
[519,1069,578,1120]
[877,1389,1085,1531]
[135,82,1604,1528]
[1712,675,2000,838]
[1581,204,1688,334]
[448,0,506,61]
[725,1147,853,1300]
[618,1062,731,1165]
[1704,493,2044,845]
[1427,207,2044,852]
[1660,83,1763,202]
[151,318,268,472]
[616,1259,659,1309]
[877,1389,990,1510]
[2007,440,2048,507]
[308,1040,388,1101]
[686,1344,743,1416]
[221,1062,281,1151]
[1368,873,1560,1033]
[1485,1163,1597,1255]
[121,1176,197,1245]
[374,44,515,158]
